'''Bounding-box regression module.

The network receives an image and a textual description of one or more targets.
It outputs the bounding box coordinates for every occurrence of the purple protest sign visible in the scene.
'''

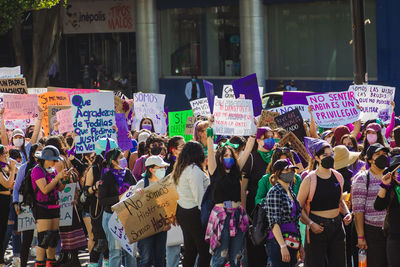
[232,73,262,116]
[283,92,319,106]
[116,113,133,151]
[203,80,215,114]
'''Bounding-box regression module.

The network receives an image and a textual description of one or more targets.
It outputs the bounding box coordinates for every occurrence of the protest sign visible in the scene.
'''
[38,92,71,135]
[114,95,133,118]
[17,195,36,232]
[306,91,360,128]
[28,88,47,95]
[59,183,76,227]
[71,92,117,154]
[56,109,74,134]
[3,94,39,120]
[283,91,319,106]
[133,93,167,134]
[0,66,21,79]
[116,113,133,151]
[0,78,27,94]
[213,98,256,136]
[5,119,31,130]
[108,212,134,256]
[168,110,193,142]
[48,105,71,135]
[112,176,178,244]
[190,98,211,117]
[184,116,207,135]
[259,110,280,129]
[348,84,395,123]
[222,85,235,99]
[203,80,215,114]
[232,73,262,116]
[274,109,307,141]
[48,87,99,100]
[278,132,310,162]
[268,104,310,121]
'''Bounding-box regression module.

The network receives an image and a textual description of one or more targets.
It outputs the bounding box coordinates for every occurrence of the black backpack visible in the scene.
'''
[19,165,39,208]
[248,199,270,246]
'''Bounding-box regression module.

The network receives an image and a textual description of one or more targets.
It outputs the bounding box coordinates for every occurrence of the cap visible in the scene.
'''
[366,123,382,133]
[95,138,118,155]
[334,126,350,144]
[384,155,400,174]
[321,130,333,140]
[36,145,62,161]
[333,145,361,170]
[304,137,330,158]
[138,132,150,144]
[366,143,389,160]
[273,159,298,172]
[145,156,170,167]
[12,129,25,139]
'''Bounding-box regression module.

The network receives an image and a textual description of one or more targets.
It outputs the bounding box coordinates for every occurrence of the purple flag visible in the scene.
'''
[116,113,133,151]
[203,80,215,114]
[283,92,319,106]
[232,73,262,116]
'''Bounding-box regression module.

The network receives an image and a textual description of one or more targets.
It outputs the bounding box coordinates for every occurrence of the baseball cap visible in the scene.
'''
[273,159,298,172]
[366,123,382,133]
[366,143,389,160]
[138,132,150,144]
[145,156,170,167]
[12,129,25,138]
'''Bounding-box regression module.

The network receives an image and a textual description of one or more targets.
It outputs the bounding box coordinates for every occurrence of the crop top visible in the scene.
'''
[211,171,241,204]
[0,169,9,192]
[310,173,341,211]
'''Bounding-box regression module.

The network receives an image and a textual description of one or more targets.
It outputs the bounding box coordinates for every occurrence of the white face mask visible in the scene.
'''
[46,167,56,174]
[155,168,166,179]
[13,139,24,148]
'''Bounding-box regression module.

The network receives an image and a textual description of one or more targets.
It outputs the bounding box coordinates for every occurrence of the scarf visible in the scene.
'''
[111,168,130,195]
[257,150,274,164]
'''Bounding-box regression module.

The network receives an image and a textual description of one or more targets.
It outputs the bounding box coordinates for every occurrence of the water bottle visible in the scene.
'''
[359,249,367,267]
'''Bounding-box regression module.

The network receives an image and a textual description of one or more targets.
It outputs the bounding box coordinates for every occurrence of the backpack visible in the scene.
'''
[248,199,269,246]
[19,165,48,208]
[305,169,343,243]
[200,185,215,227]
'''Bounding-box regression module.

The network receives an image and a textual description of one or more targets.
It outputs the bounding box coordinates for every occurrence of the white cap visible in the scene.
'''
[145,156,170,167]
[138,132,150,144]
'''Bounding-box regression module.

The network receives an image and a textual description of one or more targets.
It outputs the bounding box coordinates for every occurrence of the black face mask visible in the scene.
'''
[321,156,334,169]
[66,137,74,147]
[150,147,162,156]
[374,155,388,170]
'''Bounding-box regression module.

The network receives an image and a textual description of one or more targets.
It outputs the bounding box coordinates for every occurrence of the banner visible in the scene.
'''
[50,87,99,100]
[3,94,39,120]
[38,92,71,135]
[232,73,262,116]
[59,183,76,227]
[57,109,74,134]
[213,98,256,136]
[168,110,193,142]
[48,105,71,135]
[203,80,215,114]
[274,109,307,141]
[306,92,360,128]
[112,176,178,244]
[63,0,135,34]
[71,92,117,154]
[28,88,47,95]
[348,84,395,123]
[268,104,310,121]
[190,98,211,117]
[0,78,27,94]
[0,66,21,79]
[133,93,166,134]
[108,212,134,256]
[283,91,319,106]
[116,113,133,151]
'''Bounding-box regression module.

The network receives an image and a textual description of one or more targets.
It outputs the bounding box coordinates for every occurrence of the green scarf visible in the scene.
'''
[258,150,274,164]
[394,184,400,206]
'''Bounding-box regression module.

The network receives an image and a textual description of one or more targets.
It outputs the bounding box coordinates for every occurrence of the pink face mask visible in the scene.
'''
[367,134,378,145]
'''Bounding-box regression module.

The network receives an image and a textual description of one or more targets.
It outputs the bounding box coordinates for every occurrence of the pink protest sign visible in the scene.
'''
[306,91,360,128]
[49,87,99,100]
[56,109,74,134]
[3,94,39,120]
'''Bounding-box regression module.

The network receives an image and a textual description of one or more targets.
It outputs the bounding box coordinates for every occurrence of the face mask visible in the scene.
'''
[321,156,334,169]
[374,155,388,170]
[326,137,332,144]
[13,139,24,148]
[142,124,153,131]
[279,172,295,183]
[66,137,74,147]
[119,158,127,169]
[155,168,166,179]
[46,167,56,174]
[223,158,235,169]
[263,138,275,151]
[150,146,162,155]
[346,146,354,152]
[367,134,378,145]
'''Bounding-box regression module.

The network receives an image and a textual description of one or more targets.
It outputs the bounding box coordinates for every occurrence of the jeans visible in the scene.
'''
[211,212,245,267]
[166,245,181,267]
[2,205,21,257]
[138,231,167,267]
[102,211,137,267]
[364,224,387,267]
[266,239,298,267]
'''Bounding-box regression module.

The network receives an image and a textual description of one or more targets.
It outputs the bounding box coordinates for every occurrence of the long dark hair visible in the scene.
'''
[25,144,43,176]
[140,117,155,133]
[360,131,385,159]
[214,146,241,181]
[172,141,205,185]
[340,134,358,151]
[103,148,122,169]
[45,136,67,157]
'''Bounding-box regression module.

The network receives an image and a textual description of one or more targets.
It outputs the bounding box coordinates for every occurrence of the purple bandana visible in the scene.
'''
[111,168,130,195]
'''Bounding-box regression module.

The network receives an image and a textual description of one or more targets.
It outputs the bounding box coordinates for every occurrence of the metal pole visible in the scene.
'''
[351,0,367,84]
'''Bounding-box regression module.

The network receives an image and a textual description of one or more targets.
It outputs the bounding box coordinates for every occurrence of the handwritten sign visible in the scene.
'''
[268,104,310,121]
[348,84,395,123]
[168,110,194,142]
[108,212,134,256]
[213,98,256,136]
[56,109,74,134]
[3,94,39,120]
[28,88,47,95]
[190,98,211,117]
[48,87,99,100]
[0,78,27,94]
[259,110,280,129]
[0,66,21,79]
[38,92,71,135]
[222,85,235,99]
[17,194,36,232]
[48,105,71,135]
[116,113,133,151]
[112,176,178,244]
[184,116,207,135]
[306,92,360,128]
[133,93,166,134]
[274,109,307,141]
[59,183,76,227]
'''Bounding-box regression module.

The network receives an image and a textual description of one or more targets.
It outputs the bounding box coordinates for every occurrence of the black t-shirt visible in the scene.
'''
[375,183,400,235]
[211,170,241,204]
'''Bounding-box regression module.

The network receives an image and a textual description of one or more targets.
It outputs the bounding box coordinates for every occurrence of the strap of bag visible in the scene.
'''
[305,171,317,244]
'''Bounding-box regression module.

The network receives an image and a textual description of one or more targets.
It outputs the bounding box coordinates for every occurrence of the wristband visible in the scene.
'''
[380,182,391,190]
[358,236,365,240]
[280,243,287,249]
[308,221,314,226]
[207,127,214,138]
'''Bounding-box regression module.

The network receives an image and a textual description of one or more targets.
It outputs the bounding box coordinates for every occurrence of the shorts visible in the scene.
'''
[32,205,60,220]
[82,211,91,219]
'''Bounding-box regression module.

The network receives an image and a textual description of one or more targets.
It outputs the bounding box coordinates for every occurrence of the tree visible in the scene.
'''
[0,1,65,87]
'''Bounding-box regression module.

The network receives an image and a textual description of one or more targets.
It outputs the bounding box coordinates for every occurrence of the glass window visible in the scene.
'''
[267,0,377,79]
[160,5,240,76]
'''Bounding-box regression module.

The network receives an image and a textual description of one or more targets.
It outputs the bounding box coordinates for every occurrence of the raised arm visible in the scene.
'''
[30,107,44,144]
[0,108,8,146]
[207,116,217,175]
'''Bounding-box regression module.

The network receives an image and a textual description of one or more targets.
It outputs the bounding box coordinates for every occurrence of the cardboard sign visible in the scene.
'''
[108,212,134,256]
[38,92,71,135]
[71,92,117,154]
[278,132,310,162]
[306,92,360,128]
[168,110,194,142]
[274,109,307,140]
[56,109,74,134]
[348,84,395,123]
[133,93,167,134]
[283,91,319,106]
[213,98,256,136]
[116,113,133,151]
[268,104,310,121]
[0,66,21,79]
[184,116,207,135]
[232,73,262,116]
[28,88,47,95]
[203,80,215,114]
[112,176,179,244]
[59,183,76,227]
[48,105,71,135]
[190,98,211,117]
[3,94,39,120]
[259,110,280,129]
[0,78,27,94]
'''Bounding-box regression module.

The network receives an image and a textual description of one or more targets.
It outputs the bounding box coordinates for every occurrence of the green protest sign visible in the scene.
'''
[168,110,193,142]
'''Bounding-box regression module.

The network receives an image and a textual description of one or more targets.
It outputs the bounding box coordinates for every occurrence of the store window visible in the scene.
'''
[267,0,377,79]
[160,5,240,76]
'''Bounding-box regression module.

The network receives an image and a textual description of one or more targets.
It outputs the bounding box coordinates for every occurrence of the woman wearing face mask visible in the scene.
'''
[297,137,352,267]
[340,134,365,174]
[134,156,170,267]
[265,159,301,267]
[31,145,68,267]
[360,123,386,160]
[166,136,185,176]
[204,117,254,267]
[98,148,137,267]
[140,117,155,133]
